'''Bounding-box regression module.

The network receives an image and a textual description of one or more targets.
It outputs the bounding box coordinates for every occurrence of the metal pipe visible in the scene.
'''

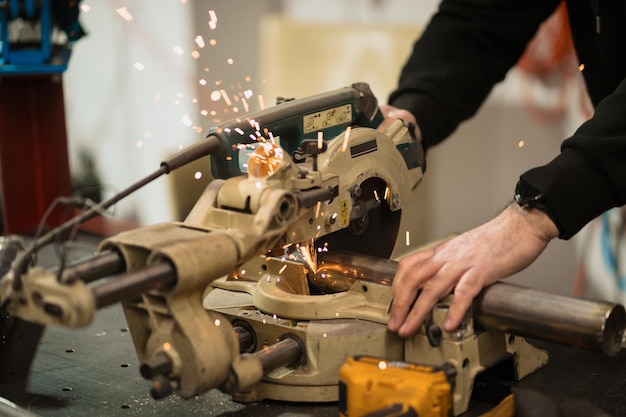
[473,283,626,356]
[313,251,396,292]
[254,336,303,375]
[311,251,626,356]
[91,263,177,308]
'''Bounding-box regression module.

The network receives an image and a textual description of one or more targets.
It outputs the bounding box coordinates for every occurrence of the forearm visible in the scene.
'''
[389,0,559,150]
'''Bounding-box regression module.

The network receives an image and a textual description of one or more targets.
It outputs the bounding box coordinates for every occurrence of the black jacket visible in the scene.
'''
[389,0,626,239]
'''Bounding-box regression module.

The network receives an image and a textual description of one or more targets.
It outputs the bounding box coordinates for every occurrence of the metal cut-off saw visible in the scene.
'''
[1,82,625,416]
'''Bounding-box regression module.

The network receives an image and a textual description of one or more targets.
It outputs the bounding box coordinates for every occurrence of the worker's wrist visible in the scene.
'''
[506,201,560,241]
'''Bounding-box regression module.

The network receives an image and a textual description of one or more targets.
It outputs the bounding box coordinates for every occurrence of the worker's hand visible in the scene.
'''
[378,105,421,141]
[387,202,559,337]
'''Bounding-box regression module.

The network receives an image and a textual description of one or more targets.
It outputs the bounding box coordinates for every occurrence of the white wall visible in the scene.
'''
[64,0,198,225]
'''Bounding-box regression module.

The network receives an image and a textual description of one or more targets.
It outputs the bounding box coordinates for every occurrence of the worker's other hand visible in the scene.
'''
[378,105,421,141]
[387,202,559,338]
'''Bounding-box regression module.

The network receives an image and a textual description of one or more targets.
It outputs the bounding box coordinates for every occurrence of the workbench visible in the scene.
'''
[0,236,624,417]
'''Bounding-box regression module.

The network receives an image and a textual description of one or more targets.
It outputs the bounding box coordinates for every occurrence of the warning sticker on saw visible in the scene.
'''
[340,200,349,227]
[303,104,352,134]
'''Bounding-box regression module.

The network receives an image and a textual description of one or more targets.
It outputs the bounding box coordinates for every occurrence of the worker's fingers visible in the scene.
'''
[442,270,487,332]
[396,273,456,337]
[377,105,421,140]
[388,249,438,332]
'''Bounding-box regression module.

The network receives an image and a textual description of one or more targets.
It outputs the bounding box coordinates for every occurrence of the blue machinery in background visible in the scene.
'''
[0,0,83,74]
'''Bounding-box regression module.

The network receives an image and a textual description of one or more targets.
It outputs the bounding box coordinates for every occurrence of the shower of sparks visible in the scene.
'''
[115,6,133,21]
[298,241,318,274]
[342,126,352,151]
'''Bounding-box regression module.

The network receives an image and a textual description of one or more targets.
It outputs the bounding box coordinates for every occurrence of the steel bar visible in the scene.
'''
[91,263,177,308]
[58,250,125,284]
[254,337,303,375]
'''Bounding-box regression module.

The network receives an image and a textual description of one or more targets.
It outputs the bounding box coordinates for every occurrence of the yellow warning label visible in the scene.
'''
[340,200,349,227]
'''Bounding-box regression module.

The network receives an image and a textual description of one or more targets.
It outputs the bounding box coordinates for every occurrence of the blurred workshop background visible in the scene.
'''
[57,0,590,295]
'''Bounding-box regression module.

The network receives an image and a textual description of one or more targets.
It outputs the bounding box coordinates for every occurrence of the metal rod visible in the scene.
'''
[313,251,626,356]
[234,325,255,352]
[91,263,177,308]
[58,250,125,284]
[254,337,303,375]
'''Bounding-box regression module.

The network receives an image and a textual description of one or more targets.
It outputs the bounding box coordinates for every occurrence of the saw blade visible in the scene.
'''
[316,177,400,259]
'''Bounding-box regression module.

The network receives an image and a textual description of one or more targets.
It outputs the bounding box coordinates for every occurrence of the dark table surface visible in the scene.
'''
[1,236,625,417]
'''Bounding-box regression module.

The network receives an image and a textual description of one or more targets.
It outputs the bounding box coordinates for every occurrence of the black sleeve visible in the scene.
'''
[521,78,626,239]
[389,0,561,150]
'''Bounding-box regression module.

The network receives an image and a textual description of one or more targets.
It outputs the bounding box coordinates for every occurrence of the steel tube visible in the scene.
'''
[91,263,177,308]
[474,283,626,356]
[312,251,626,355]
